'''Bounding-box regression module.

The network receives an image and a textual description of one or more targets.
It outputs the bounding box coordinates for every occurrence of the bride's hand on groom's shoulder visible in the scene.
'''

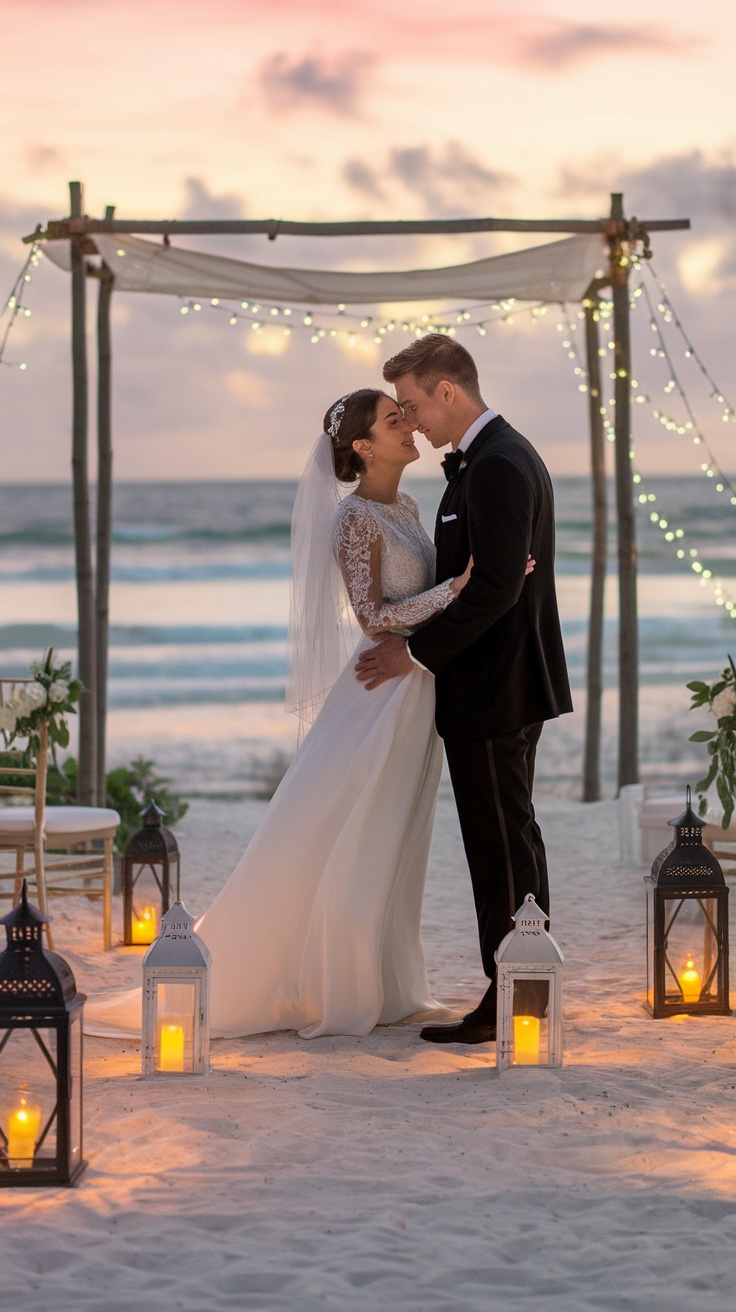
[355,633,414,689]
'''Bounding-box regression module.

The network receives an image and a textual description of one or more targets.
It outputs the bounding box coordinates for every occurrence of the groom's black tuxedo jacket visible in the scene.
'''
[408,415,572,740]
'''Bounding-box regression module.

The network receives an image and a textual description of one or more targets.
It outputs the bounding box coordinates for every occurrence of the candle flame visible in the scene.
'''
[679,955,701,1003]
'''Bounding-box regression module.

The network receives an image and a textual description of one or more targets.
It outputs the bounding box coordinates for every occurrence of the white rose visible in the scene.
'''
[8,686,30,714]
[10,683,46,716]
[49,680,69,703]
[0,704,17,732]
[712,686,736,721]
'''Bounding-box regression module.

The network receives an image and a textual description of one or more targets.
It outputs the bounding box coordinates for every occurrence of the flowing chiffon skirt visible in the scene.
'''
[85,636,443,1040]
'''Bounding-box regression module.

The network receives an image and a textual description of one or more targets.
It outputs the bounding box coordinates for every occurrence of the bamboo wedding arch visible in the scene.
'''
[24,185,690,806]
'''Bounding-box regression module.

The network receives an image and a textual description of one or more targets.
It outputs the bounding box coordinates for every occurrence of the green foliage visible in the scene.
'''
[687,654,736,828]
[47,755,188,853]
[105,756,188,853]
[46,757,78,805]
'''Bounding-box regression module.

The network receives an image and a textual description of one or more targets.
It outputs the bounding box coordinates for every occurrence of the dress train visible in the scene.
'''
[85,636,442,1039]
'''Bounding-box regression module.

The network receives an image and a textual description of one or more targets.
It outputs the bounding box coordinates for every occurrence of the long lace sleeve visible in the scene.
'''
[333,499,456,634]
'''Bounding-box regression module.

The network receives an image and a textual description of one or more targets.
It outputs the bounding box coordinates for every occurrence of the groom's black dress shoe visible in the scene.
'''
[419,1017,496,1045]
[421,981,497,1044]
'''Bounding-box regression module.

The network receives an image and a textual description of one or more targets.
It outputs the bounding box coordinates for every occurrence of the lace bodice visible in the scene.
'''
[333,491,455,634]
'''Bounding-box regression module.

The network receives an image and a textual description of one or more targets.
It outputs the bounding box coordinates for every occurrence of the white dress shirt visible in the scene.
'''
[457,407,498,454]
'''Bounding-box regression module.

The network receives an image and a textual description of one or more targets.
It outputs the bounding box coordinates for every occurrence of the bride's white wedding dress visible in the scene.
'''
[85,491,456,1040]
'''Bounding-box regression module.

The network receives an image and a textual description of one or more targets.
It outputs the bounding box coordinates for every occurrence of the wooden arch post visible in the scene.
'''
[69,181,97,804]
[609,193,639,790]
[94,206,115,806]
[582,288,607,801]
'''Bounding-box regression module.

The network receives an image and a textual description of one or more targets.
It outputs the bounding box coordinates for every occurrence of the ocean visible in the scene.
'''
[1,477,733,798]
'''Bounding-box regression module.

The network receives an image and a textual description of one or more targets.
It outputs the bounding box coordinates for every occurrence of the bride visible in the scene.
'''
[86,389,476,1040]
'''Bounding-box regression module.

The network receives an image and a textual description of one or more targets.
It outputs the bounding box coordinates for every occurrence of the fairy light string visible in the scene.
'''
[176,294,549,344]
[645,261,735,425]
[0,243,40,370]
[573,275,736,509]
[630,471,736,620]
[557,304,736,621]
[634,276,736,504]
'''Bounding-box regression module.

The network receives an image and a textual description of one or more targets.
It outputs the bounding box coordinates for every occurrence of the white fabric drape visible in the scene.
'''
[43,232,605,305]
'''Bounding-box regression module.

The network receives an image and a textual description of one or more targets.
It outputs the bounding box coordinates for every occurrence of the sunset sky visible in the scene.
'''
[1,0,735,481]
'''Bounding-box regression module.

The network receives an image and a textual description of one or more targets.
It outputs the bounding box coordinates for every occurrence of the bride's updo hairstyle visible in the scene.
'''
[324,388,389,482]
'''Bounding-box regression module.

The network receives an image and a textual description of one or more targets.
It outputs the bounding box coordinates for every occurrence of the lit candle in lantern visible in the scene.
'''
[159,1023,185,1072]
[679,956,701,1004]
[513,1015,540,1065]
[131,905,158,945]
[7,1098,41,1169]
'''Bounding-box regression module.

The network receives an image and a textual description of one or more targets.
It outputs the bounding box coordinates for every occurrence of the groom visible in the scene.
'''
[355,334,572,1044]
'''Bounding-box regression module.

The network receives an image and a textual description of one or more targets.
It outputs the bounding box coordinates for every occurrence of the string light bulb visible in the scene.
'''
[560,301,736,621]
[0,242,40,372]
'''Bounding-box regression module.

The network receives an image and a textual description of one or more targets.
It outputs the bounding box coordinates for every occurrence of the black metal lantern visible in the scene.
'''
[122,801,181,947]
[0,883,86,1186]
[645,787,730,1018]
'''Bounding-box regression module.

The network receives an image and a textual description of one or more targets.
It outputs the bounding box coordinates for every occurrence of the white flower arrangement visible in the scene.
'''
[0,649,81,758]
[12,682,47,714]
[0,704,17,732]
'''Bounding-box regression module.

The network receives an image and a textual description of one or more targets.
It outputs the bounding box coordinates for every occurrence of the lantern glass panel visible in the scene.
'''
[510,976,550,1067]
[646,880,655,1010]
[129,864,163,945]
[0,1026,58,1172]
[155,982,197,1074]
[69,1011,83,1169]
[663,894,719,1007]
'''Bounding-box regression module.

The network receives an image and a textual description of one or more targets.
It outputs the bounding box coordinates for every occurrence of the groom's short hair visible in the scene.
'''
[383,333,482,401]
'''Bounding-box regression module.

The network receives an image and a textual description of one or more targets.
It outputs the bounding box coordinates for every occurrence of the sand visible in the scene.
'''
[2,779,736,1311]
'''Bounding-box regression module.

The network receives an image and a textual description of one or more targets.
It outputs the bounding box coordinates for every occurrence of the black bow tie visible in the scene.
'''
[441,449,465,481]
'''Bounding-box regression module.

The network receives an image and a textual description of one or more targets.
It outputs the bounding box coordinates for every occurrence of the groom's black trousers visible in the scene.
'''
[443,723,548,992]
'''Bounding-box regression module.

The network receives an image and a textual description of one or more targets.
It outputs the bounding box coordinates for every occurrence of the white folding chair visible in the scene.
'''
[0,678,120,949]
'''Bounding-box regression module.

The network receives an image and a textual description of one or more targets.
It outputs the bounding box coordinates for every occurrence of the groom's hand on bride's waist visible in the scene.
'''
[355,633,414,689]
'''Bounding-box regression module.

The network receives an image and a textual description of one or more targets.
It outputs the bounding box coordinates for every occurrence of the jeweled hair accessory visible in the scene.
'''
[327,395,350,439]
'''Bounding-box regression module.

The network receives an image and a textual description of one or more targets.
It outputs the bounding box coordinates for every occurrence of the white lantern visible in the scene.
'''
[141,902,210,1077]
[496,894,564,1072]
